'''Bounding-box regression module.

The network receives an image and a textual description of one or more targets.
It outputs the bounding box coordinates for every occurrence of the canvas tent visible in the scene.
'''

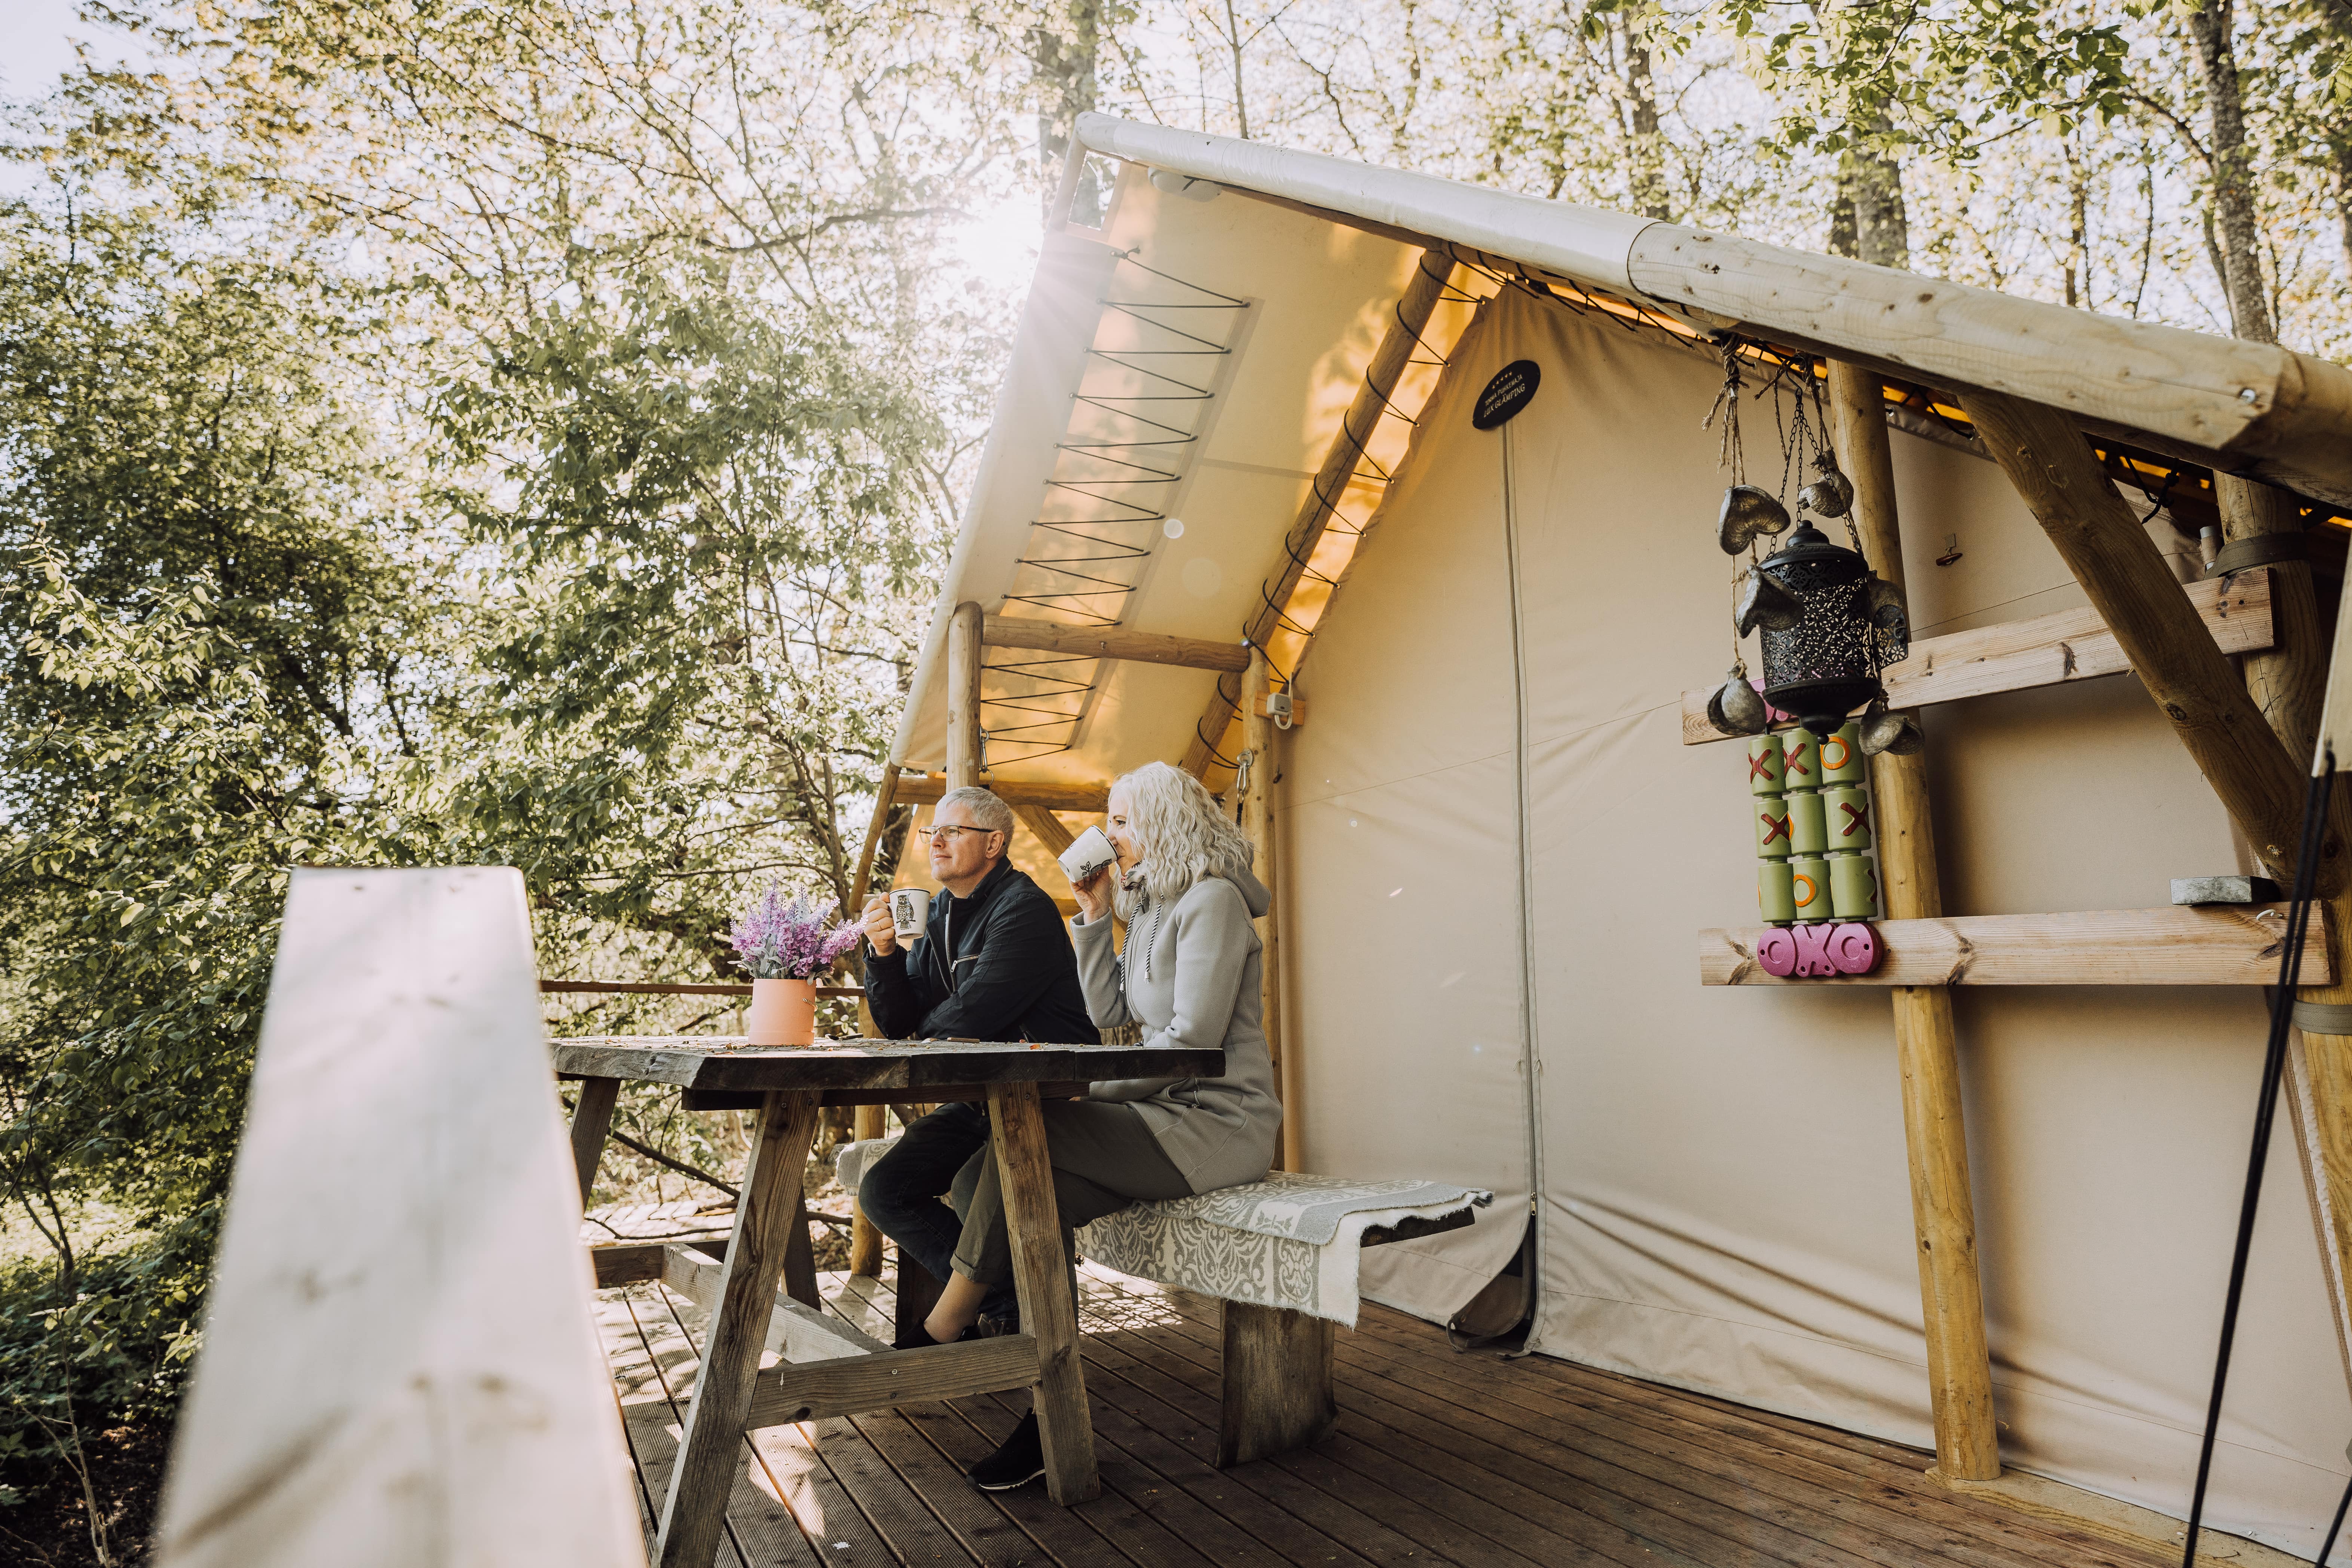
[870,113,2352,1560]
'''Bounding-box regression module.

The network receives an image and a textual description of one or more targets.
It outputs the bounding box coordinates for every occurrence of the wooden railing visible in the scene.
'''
[153,868,646,1568]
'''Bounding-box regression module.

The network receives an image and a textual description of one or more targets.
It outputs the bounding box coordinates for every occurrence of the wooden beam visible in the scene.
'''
[948,601,984,791]
[1238,649,1292,1171]
[1955,389,2335,890]
[747,1336,1042,1428]
[983,615,1251,672]
[1678,569,2275,745]
[1625,226,2352,508]
[1013,802,1077,857]
[152,870,643,1568]
[1829,358,1998,1483]
[895,774,1111,813]
[1699,904,2332,988]
[656,1091,822,1568]
[658,1243,886,1361]
[1181,250,1455,778]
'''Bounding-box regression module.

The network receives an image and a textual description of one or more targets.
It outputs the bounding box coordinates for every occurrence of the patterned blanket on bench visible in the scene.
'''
[836,1138,1490,1327]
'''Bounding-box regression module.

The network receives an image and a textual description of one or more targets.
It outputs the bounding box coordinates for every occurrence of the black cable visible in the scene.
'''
[2181,756,2335,1567]
[2316,1469,2352,1566]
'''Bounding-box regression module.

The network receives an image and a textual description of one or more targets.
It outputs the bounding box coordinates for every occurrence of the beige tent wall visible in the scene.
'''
[1276,304,1532,1323]
[1285,283,2352,1556]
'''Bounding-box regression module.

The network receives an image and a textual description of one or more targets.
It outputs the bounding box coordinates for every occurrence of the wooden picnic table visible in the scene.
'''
[555,1036,1224,1568]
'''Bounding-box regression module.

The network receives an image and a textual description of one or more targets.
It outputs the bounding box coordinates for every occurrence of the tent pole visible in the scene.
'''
[948,601,985,792]
[1239,648,1293,1170]
[2216,473,2352,1396]
[1829,361,2001,1483]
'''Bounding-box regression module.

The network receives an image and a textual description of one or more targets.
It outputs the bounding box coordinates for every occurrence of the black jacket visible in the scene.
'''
[864,860,1097,1044]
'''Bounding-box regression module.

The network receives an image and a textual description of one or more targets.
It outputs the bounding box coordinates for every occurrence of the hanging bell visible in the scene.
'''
[1735,566,1805,636]
[1718,485,1791,555]
[1798,463,1856,519]
[1859,706,1924,757]
[1706,666,1769,736]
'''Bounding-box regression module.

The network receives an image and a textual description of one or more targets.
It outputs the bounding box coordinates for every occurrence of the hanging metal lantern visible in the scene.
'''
[1756,521,1885,737]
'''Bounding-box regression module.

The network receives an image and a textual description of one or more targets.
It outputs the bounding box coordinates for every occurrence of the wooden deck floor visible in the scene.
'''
[596,1261,2199,1568]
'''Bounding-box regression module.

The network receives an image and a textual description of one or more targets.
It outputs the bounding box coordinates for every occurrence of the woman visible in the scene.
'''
[921,760,1282,1490]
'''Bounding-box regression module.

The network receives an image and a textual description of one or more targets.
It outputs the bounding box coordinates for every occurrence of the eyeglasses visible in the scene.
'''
[916,823,1000,846]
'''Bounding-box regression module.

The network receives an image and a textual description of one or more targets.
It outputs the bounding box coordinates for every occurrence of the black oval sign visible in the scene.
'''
[1472,359,1540,430]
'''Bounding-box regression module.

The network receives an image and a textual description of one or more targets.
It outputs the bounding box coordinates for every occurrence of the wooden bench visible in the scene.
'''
[833,1137,1490,1468]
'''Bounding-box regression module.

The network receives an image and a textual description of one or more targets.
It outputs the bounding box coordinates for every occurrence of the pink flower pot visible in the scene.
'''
[746,976,816,1047]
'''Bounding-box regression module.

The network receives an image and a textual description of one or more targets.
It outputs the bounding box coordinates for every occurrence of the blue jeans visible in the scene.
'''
[856,1103,1019,1320]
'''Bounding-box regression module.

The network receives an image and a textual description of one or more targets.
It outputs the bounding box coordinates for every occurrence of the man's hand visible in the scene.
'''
[861,893,897,957]
[1071,863,1113,924]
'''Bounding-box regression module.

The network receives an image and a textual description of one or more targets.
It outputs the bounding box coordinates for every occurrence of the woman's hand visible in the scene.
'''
[1071,862,1113,924]
[860,893,897,956]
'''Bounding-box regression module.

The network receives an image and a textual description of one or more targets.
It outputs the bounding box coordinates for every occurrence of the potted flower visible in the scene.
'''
[728,886,863,1046]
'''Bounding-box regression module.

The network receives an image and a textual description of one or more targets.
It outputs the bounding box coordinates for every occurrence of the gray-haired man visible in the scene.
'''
[857,786,1094,1356]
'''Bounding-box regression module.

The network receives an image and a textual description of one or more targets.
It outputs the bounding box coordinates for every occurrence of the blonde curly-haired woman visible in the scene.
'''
[924,760,1282,1489]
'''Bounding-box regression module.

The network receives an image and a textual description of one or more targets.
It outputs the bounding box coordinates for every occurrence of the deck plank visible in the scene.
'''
[654,1284,913,1568]
[1344,1309,2160,1568]
[596,1258,2215,1568]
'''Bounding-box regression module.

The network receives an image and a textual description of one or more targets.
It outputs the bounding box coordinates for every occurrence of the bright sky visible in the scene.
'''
[3,0,146,95]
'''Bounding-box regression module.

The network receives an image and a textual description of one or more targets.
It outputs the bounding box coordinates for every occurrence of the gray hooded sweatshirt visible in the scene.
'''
[1069,867,1282,1194]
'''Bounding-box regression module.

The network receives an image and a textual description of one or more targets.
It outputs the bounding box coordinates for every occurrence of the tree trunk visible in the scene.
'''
[1033,3,1102,217]
[2187,0,2275,344]
[1624,24,1668,220]
[1834,140,1909,269]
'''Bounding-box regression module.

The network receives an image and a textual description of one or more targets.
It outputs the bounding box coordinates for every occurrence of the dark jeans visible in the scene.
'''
[856,1103,1018,1320]
[950,1099,1190,1287]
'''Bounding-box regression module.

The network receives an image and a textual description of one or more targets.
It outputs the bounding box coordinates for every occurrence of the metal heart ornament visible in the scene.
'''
[1859,706,1924,757]
[1798,465,1856,519]
[1707,667,1769,736]
[1718,485,1791,555]
[1735,565,1805,637]
[1862,574,1910,658]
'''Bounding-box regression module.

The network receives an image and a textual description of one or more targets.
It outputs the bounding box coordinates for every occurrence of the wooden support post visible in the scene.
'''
[1959,388,2352,1435]
[1829,360,2001,1482]
[1954,390,2330,887]
[987,1081,1099,1503]
[1014,802,1077,857]
[657,1090,822,1568]
[1239,649,1292,1170]
[2216,473,2352,1390]
[847,767,902,1276]
[570,1074,620,1208]
[1181,250,1455,779]
[948,601,985,792]
[1217,1302,1335,1468]
[848,1102,887,1276]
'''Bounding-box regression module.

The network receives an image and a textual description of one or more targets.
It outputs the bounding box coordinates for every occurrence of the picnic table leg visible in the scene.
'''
[569,1075,620,1207]
[986,1082,1099,1504]
[784,1187,822,1309]
[656,1089,822,1568]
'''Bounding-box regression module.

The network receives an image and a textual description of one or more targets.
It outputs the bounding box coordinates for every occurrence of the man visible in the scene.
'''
[861,785,1093,1043]
[857,786,1094,1356]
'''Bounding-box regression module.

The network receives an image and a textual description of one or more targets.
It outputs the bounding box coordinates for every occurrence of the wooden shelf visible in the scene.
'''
[1681,569,2273,745]
[1698,901,2330,987]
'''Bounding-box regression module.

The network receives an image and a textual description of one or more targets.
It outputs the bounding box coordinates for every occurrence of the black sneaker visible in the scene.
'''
[968,1412,1045,1491]
[974,1310,1021,1339]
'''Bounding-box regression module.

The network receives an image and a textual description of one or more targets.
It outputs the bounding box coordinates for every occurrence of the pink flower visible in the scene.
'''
[728,884,863,980]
